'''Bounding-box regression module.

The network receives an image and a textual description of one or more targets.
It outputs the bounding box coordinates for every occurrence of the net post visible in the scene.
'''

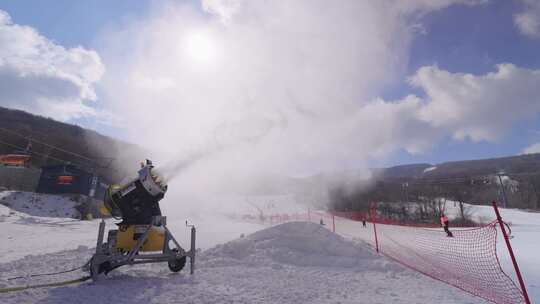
[491,201,531,304]
[190,225,196,275]
[332,213,336,233]
[370,202,379,253]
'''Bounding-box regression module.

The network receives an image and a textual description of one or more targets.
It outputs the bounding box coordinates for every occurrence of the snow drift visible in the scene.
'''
[203,221,384,269]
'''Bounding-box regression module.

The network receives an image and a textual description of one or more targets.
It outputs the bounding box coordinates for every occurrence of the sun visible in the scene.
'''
[184,30,217,64]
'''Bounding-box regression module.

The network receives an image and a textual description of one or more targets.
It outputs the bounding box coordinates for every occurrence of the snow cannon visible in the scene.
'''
[103,159,167,225]
[86,160,196,280]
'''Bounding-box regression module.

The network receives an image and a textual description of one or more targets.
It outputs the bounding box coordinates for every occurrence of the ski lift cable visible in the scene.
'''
[0,127,105,165]
[0,139,88,169]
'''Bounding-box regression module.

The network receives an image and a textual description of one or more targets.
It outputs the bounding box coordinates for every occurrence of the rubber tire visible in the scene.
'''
[90,258,112,277]
[168,249,187,272]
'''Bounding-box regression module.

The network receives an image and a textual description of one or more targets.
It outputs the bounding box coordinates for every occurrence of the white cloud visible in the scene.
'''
[522,142,540,154]
[414,63,540,141]
[514,0,540,39]
[0,10,105,121]
[202,0,242,24]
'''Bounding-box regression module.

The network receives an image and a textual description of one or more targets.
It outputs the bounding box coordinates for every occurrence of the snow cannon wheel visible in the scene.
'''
[168,249,187,272]
[90,258,113,278]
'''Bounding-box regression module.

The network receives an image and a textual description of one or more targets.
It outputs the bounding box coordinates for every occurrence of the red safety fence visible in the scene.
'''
[238,205,529,304]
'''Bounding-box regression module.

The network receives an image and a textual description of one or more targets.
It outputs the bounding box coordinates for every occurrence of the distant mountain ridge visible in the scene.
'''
[372,163,432,180]
[377,153,540,182]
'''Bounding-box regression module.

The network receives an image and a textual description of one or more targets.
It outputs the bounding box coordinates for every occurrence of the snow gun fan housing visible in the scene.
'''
[104,160,168,225]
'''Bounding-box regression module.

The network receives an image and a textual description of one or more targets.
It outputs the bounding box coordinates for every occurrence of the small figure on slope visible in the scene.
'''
[440,214,454,237]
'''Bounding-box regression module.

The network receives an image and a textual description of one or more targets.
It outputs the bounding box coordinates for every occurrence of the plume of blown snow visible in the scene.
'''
[97,0,491,215]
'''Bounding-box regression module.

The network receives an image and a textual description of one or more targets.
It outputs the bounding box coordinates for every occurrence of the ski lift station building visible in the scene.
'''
[36,164,108,199]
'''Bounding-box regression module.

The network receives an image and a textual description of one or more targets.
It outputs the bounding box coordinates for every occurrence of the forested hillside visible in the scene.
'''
[0,106,145,182]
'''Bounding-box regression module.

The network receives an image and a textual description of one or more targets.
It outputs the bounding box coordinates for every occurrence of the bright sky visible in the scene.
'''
[1,0,540,173]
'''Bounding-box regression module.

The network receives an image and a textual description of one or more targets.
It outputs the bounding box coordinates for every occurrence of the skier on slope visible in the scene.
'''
[440,214,454,237]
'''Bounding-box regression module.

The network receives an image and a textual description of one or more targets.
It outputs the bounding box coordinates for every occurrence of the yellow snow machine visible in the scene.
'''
[86,160,195,280]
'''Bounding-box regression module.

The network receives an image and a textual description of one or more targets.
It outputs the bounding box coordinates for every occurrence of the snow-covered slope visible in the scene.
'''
[0,191,80,218]
[423,166,437,173]
[1,195,538,303]
[0,203,265,264]
[0,222,483,304]
[0,204,98,263]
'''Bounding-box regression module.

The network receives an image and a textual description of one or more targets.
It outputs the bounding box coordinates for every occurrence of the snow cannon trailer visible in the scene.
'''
[86,160,195,280]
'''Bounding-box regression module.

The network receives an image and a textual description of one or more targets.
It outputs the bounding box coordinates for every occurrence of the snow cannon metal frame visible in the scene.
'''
[86,160,196,280]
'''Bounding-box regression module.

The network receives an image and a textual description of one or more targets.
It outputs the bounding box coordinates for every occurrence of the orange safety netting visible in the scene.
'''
[370,221,525,304]
[240,211,527,304]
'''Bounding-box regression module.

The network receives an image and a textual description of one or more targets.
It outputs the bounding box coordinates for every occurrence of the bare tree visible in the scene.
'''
[245,196,265,222]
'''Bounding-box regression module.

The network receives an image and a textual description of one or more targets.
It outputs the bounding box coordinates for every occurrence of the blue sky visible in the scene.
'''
[0,0,152,48]
[1,0,540,171]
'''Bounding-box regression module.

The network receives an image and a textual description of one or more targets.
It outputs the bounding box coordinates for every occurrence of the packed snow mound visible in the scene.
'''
[0,191,80,218]
[204,221,386,269]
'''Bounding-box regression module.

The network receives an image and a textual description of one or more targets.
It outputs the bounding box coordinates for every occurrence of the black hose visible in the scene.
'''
[5,260,90,281]
[0,276,91,293]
